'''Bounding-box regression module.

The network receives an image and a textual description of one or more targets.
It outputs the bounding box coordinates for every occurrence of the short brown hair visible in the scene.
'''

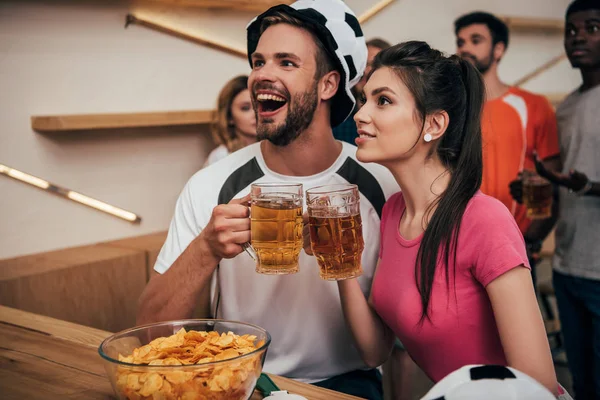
[259,11,335,79]
[366,38,391,51]
[454,12,509,48]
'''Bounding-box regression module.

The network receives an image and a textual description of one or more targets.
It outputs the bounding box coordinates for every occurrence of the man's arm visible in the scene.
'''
[137,235,219,325]
[534,156,600,197]
[137,195,251,325]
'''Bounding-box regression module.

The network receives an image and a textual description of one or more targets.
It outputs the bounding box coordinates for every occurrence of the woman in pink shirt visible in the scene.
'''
[339,41,559,395]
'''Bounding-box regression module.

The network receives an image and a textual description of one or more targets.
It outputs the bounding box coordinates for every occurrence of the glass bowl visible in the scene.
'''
[98,319,271,400]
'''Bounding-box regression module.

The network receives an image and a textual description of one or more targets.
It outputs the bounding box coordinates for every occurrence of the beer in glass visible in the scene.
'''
[522,170,553,219]
[251,183,303,274]
[306,184,364,280]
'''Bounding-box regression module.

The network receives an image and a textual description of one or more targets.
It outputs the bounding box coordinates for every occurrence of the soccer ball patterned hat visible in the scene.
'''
[247,0,368,127]
[420,365,562,400]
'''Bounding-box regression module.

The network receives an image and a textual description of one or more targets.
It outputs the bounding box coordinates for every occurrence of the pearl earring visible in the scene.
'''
[424,133,433,142]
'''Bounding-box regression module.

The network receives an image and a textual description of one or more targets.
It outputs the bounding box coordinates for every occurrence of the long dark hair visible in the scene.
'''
[371,41,484,321]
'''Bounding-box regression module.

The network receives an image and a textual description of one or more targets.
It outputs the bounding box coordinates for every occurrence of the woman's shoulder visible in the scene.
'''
[462,192,520,229]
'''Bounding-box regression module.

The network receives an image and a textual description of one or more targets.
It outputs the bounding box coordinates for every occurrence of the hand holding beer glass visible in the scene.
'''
[306,184,364,280]
[250,183,303,274]
[521,170,553,219]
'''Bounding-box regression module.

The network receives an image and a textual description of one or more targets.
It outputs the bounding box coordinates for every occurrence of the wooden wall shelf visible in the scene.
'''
[31,94,564,133]
[31,110,213,132]
[499,16,564,34]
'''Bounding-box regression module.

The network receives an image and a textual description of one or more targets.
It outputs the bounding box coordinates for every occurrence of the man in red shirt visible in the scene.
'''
[454,12,562,285]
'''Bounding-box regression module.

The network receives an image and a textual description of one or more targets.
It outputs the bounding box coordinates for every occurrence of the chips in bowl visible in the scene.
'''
[99,320,270,400]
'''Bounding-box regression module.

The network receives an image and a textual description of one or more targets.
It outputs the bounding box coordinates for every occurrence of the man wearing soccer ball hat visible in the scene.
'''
[137,1,398,397]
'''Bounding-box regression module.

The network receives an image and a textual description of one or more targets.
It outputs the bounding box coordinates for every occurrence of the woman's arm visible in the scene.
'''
[303,214,396,367]
[486,266,558,396]
[337,262,396,368]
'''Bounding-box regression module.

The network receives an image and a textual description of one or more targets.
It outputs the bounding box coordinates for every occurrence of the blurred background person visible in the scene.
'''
[204,75,257,167]
[454,12,561,288]
[521,1,600,398]
[333,37,391,145]
[355,38,393,96]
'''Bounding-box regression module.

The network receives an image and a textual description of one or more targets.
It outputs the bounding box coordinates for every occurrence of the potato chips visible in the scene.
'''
[114,328,264,400]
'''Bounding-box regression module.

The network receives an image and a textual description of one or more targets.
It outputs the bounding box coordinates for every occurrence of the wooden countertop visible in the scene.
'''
[0,305,362,399]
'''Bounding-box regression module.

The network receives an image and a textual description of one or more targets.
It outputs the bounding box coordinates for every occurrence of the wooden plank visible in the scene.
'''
[0,323,114,399]
[358,0,396,24]
[126,14,247,58]
[514,53,568,87]
[0,323,108,377]
[139,0,293,11]
[0,244,142,280]
[103,231,168,280]
[128,1,395,61]
[500,16,564,34]
[0,307,363,399]
[0,305,109,348]
[0,245,147,332]
[103,232,212,319]
[0,351,113,399]
[31,109,213,132]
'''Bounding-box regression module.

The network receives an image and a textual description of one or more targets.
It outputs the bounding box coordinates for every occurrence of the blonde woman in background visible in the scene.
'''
[204,75,257,167]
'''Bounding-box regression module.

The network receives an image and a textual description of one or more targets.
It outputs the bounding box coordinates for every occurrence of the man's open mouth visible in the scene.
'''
[256,93,288,114]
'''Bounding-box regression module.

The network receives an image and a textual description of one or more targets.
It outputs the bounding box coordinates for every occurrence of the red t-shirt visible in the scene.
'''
[480,87,560,233]
[371,192,529,383]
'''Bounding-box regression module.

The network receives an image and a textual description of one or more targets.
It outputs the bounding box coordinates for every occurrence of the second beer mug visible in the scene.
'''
[250,183,303,275]
[522,170,553,219]
[306,184,364,280]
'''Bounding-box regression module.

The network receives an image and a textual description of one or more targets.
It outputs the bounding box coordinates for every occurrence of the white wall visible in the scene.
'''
[0,0,580,258]
[350,0,580,93]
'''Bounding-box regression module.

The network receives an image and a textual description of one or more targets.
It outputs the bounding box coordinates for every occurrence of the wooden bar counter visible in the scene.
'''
[0,305,363,399]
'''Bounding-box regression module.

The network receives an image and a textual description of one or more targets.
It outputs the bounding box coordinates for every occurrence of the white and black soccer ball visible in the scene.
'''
[421,365,556,400]
[247,0,368,127]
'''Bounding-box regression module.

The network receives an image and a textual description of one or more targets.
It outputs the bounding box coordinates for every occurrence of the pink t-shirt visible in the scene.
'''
[371,191,530,383]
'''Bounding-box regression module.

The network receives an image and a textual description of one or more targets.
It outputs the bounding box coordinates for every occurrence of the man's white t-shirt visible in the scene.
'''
[203,144,229,167]
[155,141,398,382]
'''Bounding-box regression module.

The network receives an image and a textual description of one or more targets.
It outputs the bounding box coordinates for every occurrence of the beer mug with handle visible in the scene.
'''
[306,184,364,280]
[249,183,303,275]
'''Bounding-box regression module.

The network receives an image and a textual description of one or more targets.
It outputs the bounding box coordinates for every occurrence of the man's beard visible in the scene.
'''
[462,49,494,74]
[256,82,319,147]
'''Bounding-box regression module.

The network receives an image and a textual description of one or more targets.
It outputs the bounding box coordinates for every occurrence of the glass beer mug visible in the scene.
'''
[306,184,364,280]
[522,170,553,219]
[249,183,303,274]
